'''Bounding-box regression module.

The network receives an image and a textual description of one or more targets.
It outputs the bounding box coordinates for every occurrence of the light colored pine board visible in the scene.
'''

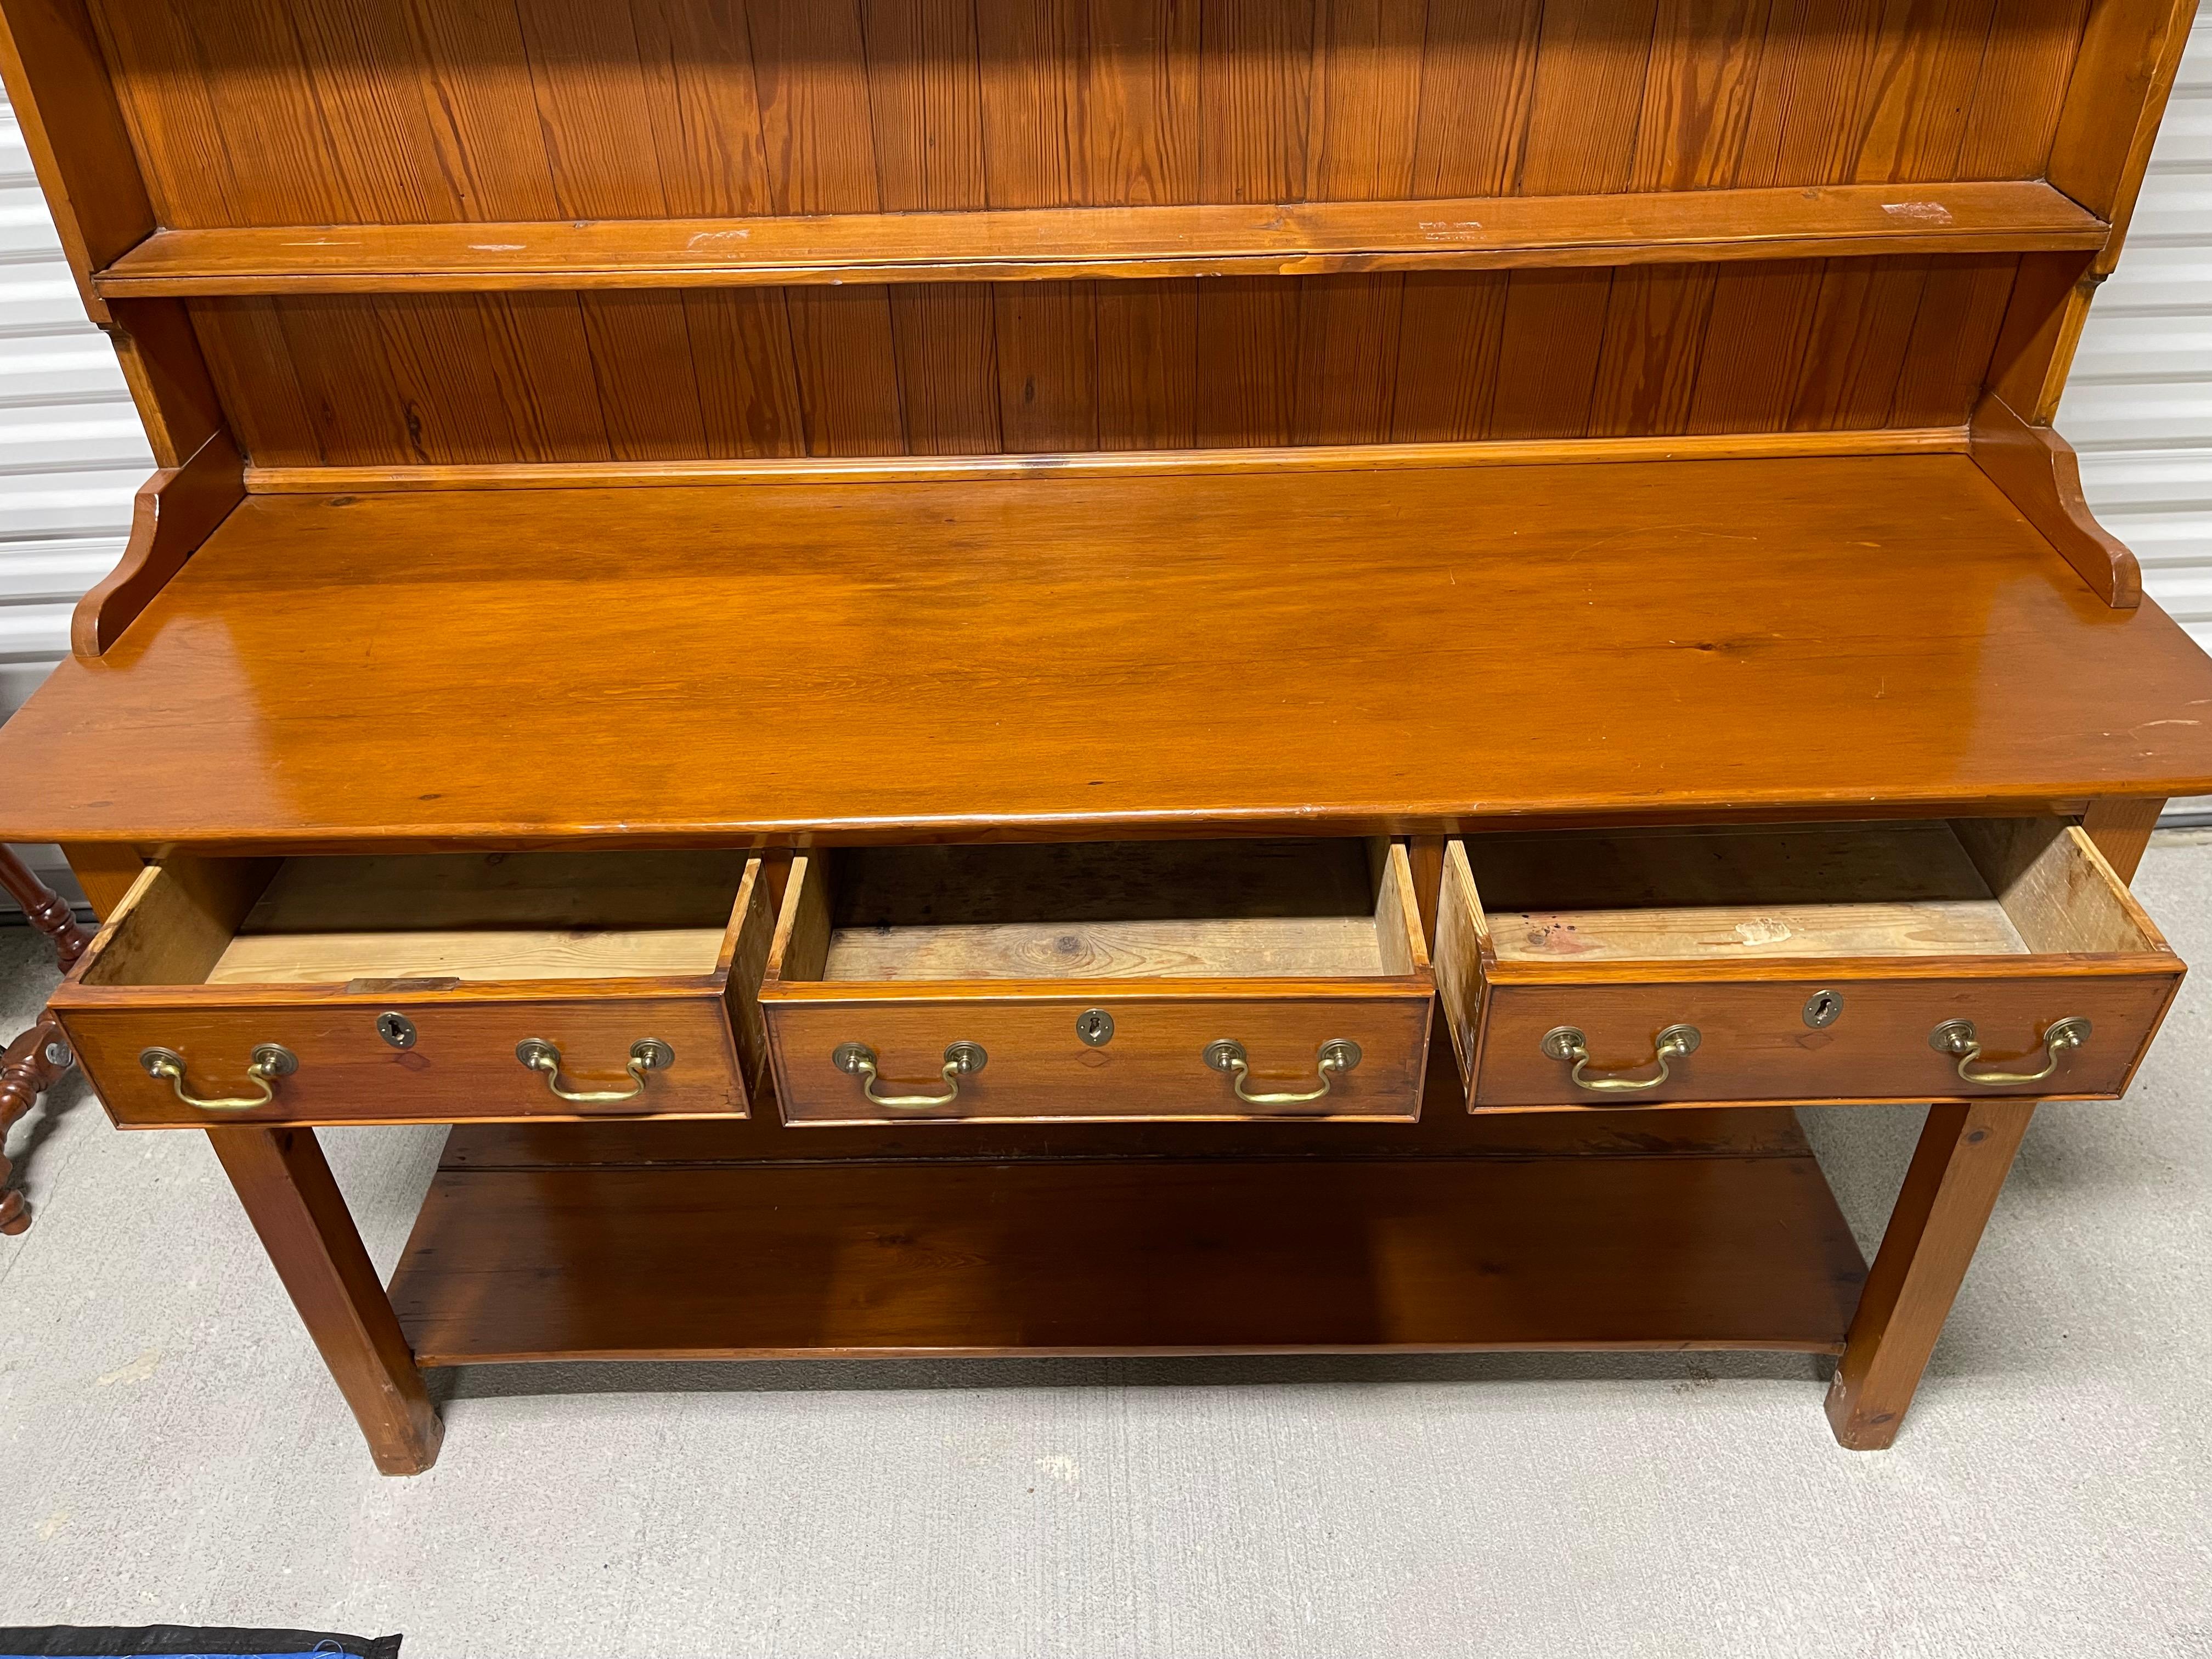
[1487,898,2030,963]
[1951,817,2170,957]
[1473,821,2039,963]
[206,926,730,986]
[77,857,278,988]
[820,917,1387,982]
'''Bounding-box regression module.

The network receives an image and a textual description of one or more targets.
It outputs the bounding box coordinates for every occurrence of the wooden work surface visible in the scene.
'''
[7,453,2212,848]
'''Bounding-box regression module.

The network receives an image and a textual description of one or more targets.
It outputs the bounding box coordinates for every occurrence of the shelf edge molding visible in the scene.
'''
[241,427,1972,495]
[96,180,2109,297]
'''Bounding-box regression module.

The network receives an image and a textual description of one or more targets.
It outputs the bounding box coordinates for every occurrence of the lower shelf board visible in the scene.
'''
[388,1132,1869,1364]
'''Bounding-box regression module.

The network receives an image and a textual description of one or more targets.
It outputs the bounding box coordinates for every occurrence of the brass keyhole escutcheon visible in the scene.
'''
[1076,1008,1115,1046]
[377,1012,419,1049]
[1803,989,1843,1029]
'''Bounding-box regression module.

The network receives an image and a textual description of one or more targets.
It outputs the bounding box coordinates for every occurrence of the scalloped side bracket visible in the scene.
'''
[70,426,244,658]
[1968,390,2141,610]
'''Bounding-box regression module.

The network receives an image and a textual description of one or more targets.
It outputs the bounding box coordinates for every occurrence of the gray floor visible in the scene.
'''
[1,844,2208,1658]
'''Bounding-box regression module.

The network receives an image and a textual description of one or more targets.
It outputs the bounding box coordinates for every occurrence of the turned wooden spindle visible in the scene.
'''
[0,1013,70,1234]
[0,849,86,1233]
[0,845,88,971]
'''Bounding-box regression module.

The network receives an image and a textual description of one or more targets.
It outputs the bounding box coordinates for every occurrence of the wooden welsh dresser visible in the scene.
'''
[4,0,2212,1474]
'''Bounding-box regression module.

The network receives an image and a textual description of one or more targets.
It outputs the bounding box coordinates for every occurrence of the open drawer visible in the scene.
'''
[759,839,1433,1124]
[1435,819,2185,1110]
[50,851,772,1127]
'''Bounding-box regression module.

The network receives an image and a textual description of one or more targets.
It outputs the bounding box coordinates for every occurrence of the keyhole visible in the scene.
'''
[1802,990,1842,1030]
[1075,1008,1115,1047]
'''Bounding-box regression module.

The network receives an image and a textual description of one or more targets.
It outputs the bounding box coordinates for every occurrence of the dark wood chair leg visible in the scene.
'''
[0,845,89,972]
[0,1013,72,1235]
[1825,1098,2036,1449]
[207,1126,445,1475]
[0,851,89,1232]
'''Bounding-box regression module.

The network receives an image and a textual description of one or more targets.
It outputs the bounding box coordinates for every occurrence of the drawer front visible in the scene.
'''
[767,992,1432,1124]
[1467,974,2179,1108]
[62,992,750,1127]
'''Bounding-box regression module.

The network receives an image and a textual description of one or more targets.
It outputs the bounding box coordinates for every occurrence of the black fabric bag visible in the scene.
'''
[0,1630,399,1659]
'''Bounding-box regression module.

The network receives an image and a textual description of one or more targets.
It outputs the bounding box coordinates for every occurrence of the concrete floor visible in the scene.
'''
[1,842,2208,1658]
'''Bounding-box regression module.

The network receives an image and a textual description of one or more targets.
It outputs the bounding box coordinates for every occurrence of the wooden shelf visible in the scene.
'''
[94,181,2107,297]
[388,1109,1867,1364]
[6,452,2212,849]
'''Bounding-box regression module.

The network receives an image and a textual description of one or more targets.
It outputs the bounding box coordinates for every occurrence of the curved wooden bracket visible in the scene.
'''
[1969,391,2141,609]
[71,426,245,658]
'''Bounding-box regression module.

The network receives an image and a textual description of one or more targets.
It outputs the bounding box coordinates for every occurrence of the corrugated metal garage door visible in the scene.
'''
[2063,12,2212,818]
[0,92,151,899]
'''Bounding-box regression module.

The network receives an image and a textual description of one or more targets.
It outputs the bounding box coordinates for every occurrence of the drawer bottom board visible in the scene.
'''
[390,1114,1867,1364]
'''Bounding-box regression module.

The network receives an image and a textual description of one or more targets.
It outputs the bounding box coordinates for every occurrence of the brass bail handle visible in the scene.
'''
[1203,1039,1363,1105]
[139,1044,297,1112]
[1929,1016,2091,1086]
[832,1041,987,1108]
[516,1037,674,1103]
[1541,1024,1701,1093]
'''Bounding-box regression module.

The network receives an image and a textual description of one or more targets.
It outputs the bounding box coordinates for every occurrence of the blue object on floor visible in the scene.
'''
[0,1630,398,1659]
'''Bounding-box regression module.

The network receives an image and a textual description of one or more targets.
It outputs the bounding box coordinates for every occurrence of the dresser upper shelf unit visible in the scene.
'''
[91,180,2108,297]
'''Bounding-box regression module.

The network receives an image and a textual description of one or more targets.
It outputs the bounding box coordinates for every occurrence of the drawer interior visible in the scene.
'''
[81,851,759,988]
[780,839,1424,983]
[1462,819,2164,964]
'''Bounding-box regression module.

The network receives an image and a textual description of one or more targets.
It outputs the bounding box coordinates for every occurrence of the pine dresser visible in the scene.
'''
[3,0,2211,1471]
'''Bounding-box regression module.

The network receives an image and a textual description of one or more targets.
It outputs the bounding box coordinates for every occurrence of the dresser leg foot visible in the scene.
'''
[208,1126,444,1475]
[1824,1099,2035,1449]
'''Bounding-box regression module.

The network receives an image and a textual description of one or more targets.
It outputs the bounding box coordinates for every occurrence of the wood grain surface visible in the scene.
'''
[50,851,774,1126]
[208,1125,444,1472]
[83,0,2098,230]
[97,182,2103,294]
[184,256,2024,466]
[237,426,1974,494]
[389,1120,1869,1362]
[63,989,758,1127]
[765,990,1434,1124]
[433,1023,1816,1165]
[820,917,1389,980]
[70,428,244,657]
[1825,1096,2038,1448]
[761,839,1434,1122]
[1436,820,2186,1109]
[0,0,151,323]
[10,0,2200,1470]
[1466,972,2179,1107]
[1472,820,2032,963]
[56,0,2104,471]
[5,458,2212,847]
[1969,388,2142,607]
